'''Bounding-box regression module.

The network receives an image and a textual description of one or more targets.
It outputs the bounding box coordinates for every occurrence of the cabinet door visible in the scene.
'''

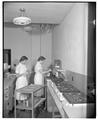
[47,88,58,113]
[3,100,9,117]
[4,88,9,100]
[9,85,14,109]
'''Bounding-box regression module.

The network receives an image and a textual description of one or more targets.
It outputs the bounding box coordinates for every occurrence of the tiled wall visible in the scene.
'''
[65,70,95,95]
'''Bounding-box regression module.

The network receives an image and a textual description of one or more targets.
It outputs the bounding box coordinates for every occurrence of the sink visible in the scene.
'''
[57,86,79,92]
[49,76,91,104]
[63,92,87,104]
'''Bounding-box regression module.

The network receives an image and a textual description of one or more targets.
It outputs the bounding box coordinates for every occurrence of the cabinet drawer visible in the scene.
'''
[4,94,9,100]
[4,88,9,93]
[4,88,9,100]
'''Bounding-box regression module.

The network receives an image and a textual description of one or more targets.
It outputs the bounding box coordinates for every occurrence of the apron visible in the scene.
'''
[15,63,28,100]
[34,62,44,96]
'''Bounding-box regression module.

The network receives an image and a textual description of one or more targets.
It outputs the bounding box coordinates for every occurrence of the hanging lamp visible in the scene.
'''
[13,8,32,25]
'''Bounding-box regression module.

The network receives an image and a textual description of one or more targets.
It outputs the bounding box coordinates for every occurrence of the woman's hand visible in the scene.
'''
[16,72,27,78]
[42,69,51,74]
[16,73,23,78]
[23,71,29,76]
[48,69,52,72]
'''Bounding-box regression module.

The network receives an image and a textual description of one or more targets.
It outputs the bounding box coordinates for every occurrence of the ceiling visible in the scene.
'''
[4,2,74,24]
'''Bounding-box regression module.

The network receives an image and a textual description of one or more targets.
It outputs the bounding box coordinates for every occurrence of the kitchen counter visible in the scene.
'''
[46,75,95,118]
[4,74,16,89]
[46,75,95,104]
[3,74,16,117]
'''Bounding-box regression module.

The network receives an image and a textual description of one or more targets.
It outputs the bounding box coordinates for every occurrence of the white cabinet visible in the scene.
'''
[3,75,16,117]
[47,79,68,118]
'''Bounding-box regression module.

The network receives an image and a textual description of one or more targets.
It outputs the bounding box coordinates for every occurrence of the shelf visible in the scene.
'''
[34,98,46,108]
[16,98,46,110]
[16,84,45,93]
[16,103,32,110]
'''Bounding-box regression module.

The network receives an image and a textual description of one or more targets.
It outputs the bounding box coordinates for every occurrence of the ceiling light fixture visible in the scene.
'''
[13,8,32,25]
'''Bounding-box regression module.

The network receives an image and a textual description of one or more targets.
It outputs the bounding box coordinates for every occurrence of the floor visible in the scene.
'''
[3,109,52,118]
[3,103,52,118]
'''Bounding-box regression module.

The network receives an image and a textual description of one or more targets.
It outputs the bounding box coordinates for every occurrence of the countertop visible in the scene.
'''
[4,74,16,89]
[46,75,95,104]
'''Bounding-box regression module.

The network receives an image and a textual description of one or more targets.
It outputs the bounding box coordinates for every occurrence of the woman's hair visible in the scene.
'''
[37,56,46,61]
[19,56,28,62]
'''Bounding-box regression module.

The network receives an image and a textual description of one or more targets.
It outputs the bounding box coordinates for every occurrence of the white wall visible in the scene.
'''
[4,27,52,70]
[4,27,32,69]
[4,3,88,75]
[30,31,52,69]
[30,32,40,67]
[52,3,88,75]
[41,32,52,68]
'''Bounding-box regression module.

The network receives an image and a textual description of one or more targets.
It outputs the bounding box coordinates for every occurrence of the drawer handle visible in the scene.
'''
[4,94,9,98]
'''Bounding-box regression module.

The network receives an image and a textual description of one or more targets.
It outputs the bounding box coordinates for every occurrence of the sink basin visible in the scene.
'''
[57,86,79,92]
[63,92,87,104]
[54,81,79,93]
[48,76,95,105]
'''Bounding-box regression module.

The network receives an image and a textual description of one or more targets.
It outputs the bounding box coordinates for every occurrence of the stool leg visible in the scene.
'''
[32,93,34,118]
[14,91,16,118]
[45,86,47,110]
[52,98,55,118]
[52,106,54,118]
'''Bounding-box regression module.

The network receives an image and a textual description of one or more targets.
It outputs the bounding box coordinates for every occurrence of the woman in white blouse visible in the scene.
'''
[34,56,50,96]
[15,56,29,101]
